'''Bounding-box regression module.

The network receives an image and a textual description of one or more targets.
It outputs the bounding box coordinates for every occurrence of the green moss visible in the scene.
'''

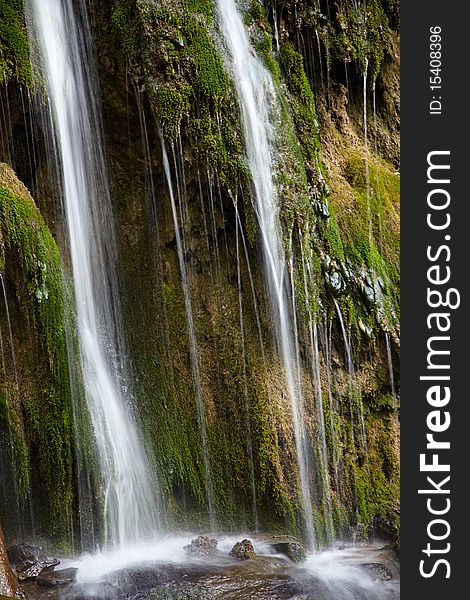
[341,151,400,319]
[280,42,321,175]
[0,0,31,86]
[152,81,192,141]
[110,0,141,61]
[0,176,73,536]
[355,413,399,535]
[329,0,392,83]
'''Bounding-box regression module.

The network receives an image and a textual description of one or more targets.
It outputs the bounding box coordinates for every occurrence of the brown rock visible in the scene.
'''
[184,536,218,557]
[229,539,256,561]
[0,524,16,597]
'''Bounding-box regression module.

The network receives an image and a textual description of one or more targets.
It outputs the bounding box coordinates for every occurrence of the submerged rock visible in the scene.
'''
[229,539,256,561]
[7,543,59,581]
[184,536,218,557]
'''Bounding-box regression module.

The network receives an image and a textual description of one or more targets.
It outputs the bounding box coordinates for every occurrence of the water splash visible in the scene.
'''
[26,0,159,548]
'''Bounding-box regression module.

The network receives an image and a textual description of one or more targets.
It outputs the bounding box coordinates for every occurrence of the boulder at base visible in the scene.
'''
[7,543,60,581]
[230,539,256,561]
[184,536,218,557]
[271,539,307,563]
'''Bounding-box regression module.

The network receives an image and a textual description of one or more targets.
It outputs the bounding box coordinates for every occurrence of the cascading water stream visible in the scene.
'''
[159,134,215,530]
[323,317,342,501]
[217,0,316,548]
[334,299,366,446]
[333,299,360,517]
[385,332,399,433]
[298,239,334,541]
[372,85,385,249]
[235,204,259,530]
[363,59,373,245]
[0,274,19,395]
[26,0,159,548]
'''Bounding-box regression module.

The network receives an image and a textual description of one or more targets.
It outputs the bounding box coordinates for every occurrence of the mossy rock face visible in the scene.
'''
[0,0,31,85]
[0,0,399,548]
[0,164,74,540]
[90,0,399,543]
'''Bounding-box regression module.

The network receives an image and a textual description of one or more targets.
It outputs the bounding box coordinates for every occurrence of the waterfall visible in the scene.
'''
[217,0,316,548]
[363,59,373,245]
[26,0,159,548]
[298,242,334,542]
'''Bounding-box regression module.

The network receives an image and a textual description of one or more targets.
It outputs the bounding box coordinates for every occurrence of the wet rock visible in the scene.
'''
[358,319,373,339]
[183,536,218,557]
[362,286,375,308]
[272,541,307,563]
[35,567,78,587]
[312,199,330,219]
[340,260,356,284]
[325,271,347,296]
[320,254,331,272]
[69,581,118,600]
[361,562,393,581]
[229,539,256,561]
[7,543,59,581]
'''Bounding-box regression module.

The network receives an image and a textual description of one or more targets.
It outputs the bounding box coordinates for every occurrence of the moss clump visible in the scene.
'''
[0,164,73,536]
[110,0,141,62]
[280,42,321,174]
[151,80,192,141]
[0,0,31,85]
[328,0,392,83]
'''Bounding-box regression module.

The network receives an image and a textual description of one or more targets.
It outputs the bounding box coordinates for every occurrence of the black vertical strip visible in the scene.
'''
[401,1,468,597]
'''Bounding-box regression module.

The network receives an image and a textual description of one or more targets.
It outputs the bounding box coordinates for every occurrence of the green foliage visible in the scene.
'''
[0,0,31,85]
